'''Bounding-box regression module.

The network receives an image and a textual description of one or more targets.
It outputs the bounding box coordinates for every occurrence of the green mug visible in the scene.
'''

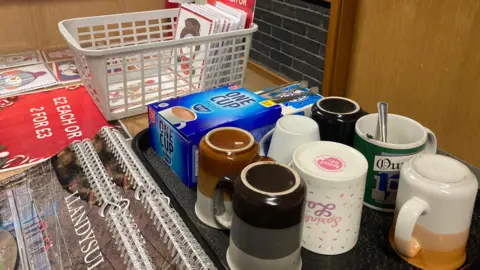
[354,113,437,212]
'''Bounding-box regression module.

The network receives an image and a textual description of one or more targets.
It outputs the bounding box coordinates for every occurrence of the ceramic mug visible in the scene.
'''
[195,127,269,229]
[354,113,437,212]
[213,161,305,270]
[159,106,197,129]
[292,141,368,255]
[311,96,364,146]
[390,154,478,269]
[259,115,320,165]
[460,257,480,270]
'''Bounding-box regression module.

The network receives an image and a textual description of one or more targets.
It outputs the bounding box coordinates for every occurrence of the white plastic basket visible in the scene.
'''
[59,8,257,120]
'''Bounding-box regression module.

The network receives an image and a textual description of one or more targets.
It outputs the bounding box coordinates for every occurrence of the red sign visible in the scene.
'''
[207,0,257,28]
[0,86,109,171]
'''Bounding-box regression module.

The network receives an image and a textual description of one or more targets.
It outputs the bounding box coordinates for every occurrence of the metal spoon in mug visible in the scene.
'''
[377,102,388,142]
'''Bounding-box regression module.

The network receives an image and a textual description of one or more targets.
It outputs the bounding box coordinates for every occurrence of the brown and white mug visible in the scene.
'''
[213,161,306,270]
[195,127,269,229]
[390,154,478,269]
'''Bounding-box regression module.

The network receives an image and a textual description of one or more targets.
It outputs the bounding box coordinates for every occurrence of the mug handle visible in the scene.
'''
[394,197,430,257]
[213,156,274,229]
[287,160,293,167]
[213,176,236,229]
[259,128,274,156]
[177,121,187,129]
[424,127,437,154]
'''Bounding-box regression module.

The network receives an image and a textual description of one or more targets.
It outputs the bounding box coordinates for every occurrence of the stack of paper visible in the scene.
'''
[174,3,248,90]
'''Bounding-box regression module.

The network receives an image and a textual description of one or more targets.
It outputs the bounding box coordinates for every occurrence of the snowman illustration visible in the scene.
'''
[0,70,46,91]
[58,62,79,77]
[177,18,201,76]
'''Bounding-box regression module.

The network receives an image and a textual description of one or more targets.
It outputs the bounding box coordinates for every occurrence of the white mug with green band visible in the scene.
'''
[353,113,437,212]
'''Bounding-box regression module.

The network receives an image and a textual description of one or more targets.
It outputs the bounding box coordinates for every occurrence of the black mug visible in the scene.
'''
[311,96,364,146]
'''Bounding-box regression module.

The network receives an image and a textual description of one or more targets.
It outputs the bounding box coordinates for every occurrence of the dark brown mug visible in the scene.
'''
[195,127,270,229]
[213,161,306,270]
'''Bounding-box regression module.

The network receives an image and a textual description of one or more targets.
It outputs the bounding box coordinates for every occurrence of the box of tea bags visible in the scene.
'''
[256,85,323,117]
[148,85,282,187]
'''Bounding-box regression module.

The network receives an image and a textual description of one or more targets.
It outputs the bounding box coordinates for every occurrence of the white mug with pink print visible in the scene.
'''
[291,141,368,255]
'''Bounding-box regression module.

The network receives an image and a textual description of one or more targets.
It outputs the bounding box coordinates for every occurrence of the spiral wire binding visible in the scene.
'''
[105,206,155,270]
[71,139,155,270]
[71,141,125,211]
[100,127,217,270]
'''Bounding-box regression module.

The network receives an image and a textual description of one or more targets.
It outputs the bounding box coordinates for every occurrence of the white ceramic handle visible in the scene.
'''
[259,128,274,156]
[424,127,437,154]
[177,121,187,129]
[394,197,429,257]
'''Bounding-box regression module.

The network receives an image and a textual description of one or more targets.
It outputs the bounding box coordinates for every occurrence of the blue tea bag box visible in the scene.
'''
[148,85,282,188]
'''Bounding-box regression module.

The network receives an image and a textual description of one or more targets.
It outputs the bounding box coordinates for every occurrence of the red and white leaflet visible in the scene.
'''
[208,0,255,28]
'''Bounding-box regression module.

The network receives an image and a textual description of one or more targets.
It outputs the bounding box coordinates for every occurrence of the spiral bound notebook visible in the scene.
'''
[0,127,215,270]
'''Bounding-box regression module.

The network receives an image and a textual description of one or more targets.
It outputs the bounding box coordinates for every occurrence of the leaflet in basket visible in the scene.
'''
[108,73,193,114]
[59,7,257,120]
[174,5,215,90]
[185,3,239,89]
[173,3,251,91]
[208,0,255,28]
[0,127,216,270]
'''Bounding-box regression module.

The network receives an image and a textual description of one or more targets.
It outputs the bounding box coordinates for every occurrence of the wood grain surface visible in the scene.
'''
[347,0,480,166]
[0,0,165,53]
[247,61,290,85]
[322,0,357,97]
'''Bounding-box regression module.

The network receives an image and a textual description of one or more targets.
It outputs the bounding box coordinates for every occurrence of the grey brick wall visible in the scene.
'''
[250,0,330,93]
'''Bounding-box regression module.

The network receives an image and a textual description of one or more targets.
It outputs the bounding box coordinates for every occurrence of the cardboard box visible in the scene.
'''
[256,86,323,117]
[148,85,282,187]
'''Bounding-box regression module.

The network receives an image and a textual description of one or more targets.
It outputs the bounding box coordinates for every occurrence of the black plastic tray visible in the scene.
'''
[132,128,480,270]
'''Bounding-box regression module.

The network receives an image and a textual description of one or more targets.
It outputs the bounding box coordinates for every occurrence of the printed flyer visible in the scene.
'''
[0,50,43,69]
[0,150,176,269]
[42,48,74,63]
[208,0,256,28]
[0,85,128,172]
[0,63,59,98]
[52,60,82,84]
